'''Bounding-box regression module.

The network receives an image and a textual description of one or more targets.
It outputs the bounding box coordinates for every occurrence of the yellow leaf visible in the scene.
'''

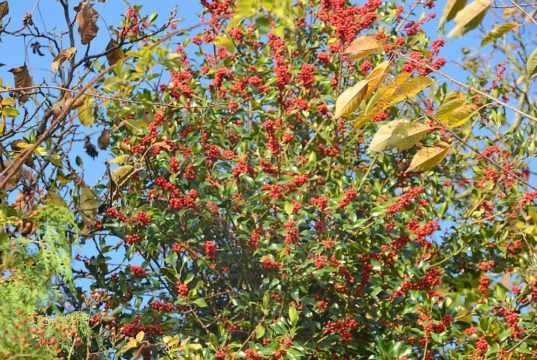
[343,36,384,61]
[213,36,235,52]
[109,155,126,164]
[481,22,518,47]
[334,80,369,118]
[111,165,133,184]
[448,0,491,38]
[368,119,430,152]
[436,91,480,128]
[386,77,434,107]
[52,47,77,71]
[78,94,94,127]
[439,0,467,28]
[363,60,391,99]
[135,331,145,343]
[407,142,450,172]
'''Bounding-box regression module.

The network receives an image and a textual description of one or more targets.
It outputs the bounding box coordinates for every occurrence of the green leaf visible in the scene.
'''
[284,201,293,215]
[78,95,94,127]
[480,22,517,47]
[193,298,208,308]
[527,47,537,79]
[334,80,369,118]
[407,142,450,172]
[111,165,133,184]
[289,305,297,325]
[448,0,491,38]
[439,0,467,28]
[255,325,265,339]
[368,120,430,152]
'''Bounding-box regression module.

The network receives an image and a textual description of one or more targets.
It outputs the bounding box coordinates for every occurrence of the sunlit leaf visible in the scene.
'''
[407,142,450,172]
[363,60,391,99]
[368,119,430,152]
[343,36,384,61]
[436,91,479,128]
[78,94,94,127]
[111,165,133,184]
[334,80,369,118]
[527,47,537,79]
[386,77,434,107]
[448,0,491,38]
[439,0,467,28]
[480,22,517,47]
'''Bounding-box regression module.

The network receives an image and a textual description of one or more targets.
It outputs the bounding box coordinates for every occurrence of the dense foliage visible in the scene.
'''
[1,0,537,358]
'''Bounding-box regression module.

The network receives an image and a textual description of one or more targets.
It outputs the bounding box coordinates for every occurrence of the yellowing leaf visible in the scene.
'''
[78,94,94,126]
[363,60,391,99]
[481,22,518,47]
[75,1,99,45]
[386,77,434,107]
[343,36,384,61]
[407,142,450,172]
[52,47,77,71]
[135,331,145,343]
[213,36,235,52]
[79,184,97,223]
[111,165,133,184]
[439,0,467,28]
[527,47,537,79]
[109,155,126,164]
[436,92,479,128]
[334,80,369,118]
[448,0,491,38]
[368,119,430,152]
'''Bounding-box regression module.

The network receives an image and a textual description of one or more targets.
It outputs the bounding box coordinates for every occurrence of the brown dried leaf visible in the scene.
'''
[8,65,33,103]
[75,1,99,45]
[52,47,77,71]
[106,39,124,66]
[98,128,111,150]
[0,1,9,21]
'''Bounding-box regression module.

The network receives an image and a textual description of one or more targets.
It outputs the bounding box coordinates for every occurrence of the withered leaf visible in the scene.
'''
[75,1,99,45]
[52,47,77,71]
[97,128,111,150]
[0,1,9,22]
[8,65,33,103]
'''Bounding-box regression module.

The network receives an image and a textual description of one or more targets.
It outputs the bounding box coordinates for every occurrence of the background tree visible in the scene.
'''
[1,0,537,359]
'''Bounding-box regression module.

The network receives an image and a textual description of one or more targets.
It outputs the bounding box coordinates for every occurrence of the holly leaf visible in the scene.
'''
[75,1,99,45]
[439,0,467,28]
[52,47,77,71]
[448,0,491,38]
[368,119,430,152]
[481,22,517,47]
[407,142,450,172]
[334,80,369,118]
[343,36,384,61]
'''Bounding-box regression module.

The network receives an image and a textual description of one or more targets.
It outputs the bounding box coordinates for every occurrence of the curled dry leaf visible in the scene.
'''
[368,119,430,152]
[51,47,77,71]
[98,128,111,150]
[8,65,33,103]
[106,39,124,66]
[75,1,99,45]
[334,80,369,118]
[343,36,384,61]
[407,142,450,172]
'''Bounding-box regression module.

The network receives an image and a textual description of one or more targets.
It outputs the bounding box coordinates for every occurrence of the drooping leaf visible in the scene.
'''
[439,0,467,28]
[8,65,33,103]
[448,0,491,38]
[0,1,9,22]
[480,22,518,47]
[79,184,98,223]
[343,36,384,61]
[51,47,77,71]
[334,80,369,118]
[407,142,450,172]
[368,119,430,152]
[436,91,479,128]
[527,47,537,79]
[74,1,99,45]
[98,128,111,150]
[106,39,124,66]
[78,93,94,126]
